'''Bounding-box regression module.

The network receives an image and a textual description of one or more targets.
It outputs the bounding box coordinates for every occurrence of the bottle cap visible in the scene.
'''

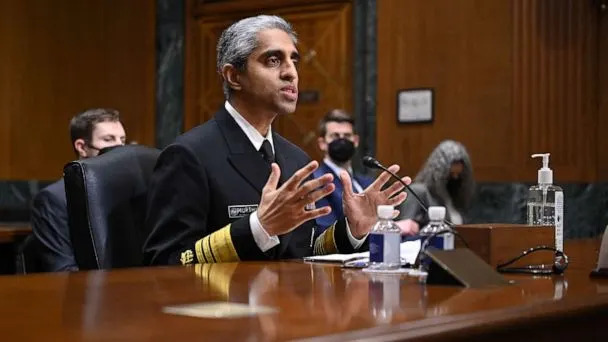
[377,205,394,219]
[531,153,553,184]
[428,206,446,221]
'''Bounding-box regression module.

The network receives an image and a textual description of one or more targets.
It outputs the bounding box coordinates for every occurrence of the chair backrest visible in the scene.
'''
[64,145,160,270]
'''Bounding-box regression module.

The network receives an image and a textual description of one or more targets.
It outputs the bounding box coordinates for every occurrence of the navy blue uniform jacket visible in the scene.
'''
[143,108,359,265]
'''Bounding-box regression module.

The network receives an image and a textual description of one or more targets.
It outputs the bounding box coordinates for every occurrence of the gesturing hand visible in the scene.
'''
[341,165,411,239]
[257,161,335,236]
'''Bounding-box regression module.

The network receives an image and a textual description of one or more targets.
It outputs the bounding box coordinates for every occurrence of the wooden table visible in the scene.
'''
[0,239,607,341]
[0,223,31,244]
[0,223,31,274]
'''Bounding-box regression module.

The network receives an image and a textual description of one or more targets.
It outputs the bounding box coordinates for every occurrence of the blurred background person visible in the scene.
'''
[31,108,126,272]
[396,140,475,234]
[313,109,373,231]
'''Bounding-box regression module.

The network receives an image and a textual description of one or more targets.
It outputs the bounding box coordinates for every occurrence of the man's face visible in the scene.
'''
[80,121,126,158]
[236,29,300,116]
[318,121,359,154]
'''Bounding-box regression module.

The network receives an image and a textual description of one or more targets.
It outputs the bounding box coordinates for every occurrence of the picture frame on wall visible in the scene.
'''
[397,88,434,124]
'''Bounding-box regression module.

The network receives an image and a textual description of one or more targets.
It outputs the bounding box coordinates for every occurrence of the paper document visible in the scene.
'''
[303,239,421,265]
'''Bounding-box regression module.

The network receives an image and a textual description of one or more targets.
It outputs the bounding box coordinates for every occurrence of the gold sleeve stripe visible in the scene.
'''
[195,239,205,263]
[314,224,338,255]
[207,237,217,262]
[212,225,240,262]
[195,224,239,264]
[202,236,214,263]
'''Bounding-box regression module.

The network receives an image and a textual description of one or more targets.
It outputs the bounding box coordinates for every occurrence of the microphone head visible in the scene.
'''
[362,156,381,169]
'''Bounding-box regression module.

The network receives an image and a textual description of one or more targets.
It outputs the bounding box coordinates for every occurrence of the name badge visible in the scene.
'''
[228,204,258,219]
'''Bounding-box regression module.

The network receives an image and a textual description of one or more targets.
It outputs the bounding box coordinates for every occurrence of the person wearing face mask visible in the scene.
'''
[31,108,126,272]
[313,109,374,232]
[396,140,475,234]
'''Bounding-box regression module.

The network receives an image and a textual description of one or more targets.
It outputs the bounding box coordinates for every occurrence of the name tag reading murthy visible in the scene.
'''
[228,204,258,218]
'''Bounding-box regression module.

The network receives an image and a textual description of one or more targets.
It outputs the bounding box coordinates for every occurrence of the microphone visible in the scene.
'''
[362,156,429,214]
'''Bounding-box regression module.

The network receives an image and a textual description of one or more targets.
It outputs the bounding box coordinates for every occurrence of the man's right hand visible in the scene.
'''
[257,161,335,236]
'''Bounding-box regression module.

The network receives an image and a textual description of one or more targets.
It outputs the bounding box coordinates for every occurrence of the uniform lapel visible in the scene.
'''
[272,134,297,186]
[216,108,270,194]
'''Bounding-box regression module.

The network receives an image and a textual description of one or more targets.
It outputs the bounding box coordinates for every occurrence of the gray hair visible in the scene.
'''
[415,140,475,211]
[216,15,298,99]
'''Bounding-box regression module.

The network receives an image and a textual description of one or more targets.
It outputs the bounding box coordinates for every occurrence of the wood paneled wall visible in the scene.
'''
[377,0,603,182]
[0,0,156,180]
[185,0,353,161]
[599,7,608,180]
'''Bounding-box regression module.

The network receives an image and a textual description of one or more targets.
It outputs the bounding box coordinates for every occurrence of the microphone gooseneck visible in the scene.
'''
[362,156,429,214]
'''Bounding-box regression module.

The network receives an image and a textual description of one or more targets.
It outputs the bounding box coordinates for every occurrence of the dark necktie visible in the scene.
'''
[260,139,274,164]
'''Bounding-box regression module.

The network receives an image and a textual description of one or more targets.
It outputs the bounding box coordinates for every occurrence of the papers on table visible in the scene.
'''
[303,239,421,265]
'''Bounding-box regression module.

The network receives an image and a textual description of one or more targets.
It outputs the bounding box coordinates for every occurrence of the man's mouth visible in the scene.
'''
[280,86,298,101]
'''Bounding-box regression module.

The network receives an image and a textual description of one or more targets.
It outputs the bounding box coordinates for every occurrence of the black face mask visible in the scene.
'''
[446,178,462,198]
[328,138,355,163]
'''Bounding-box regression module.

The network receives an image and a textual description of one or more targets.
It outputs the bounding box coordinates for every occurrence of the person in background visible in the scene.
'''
[31,108,126,271]
[396,140,475,234]
[313,109,373,231]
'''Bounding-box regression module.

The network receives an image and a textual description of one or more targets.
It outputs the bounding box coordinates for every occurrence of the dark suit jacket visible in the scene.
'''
[143,107,358,265]
[313,162,374,231]
[31,178,78,272]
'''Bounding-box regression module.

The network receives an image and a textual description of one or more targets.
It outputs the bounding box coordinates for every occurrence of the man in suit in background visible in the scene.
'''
[143,15,410,266]
[313,109,374,231]
[32,108,126,271]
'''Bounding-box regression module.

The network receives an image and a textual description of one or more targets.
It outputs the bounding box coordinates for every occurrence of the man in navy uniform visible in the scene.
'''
[143,15,410,265]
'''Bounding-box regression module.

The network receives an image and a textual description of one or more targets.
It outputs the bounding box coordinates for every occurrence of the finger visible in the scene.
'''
[392,209,400,219]
[402,176,412,185]
[284,161,319,190]
[387,192,407,207]
[382,180,405,198]
[301,206,332,221]
[339,170,354,198]
[368,164,400,191]
[263,163,281,192]
[300,183,335,205]
[295,173,334,198]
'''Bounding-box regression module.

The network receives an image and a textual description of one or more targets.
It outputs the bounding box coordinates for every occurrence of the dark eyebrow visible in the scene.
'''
[260,49,300,61]
[260,49,284,59]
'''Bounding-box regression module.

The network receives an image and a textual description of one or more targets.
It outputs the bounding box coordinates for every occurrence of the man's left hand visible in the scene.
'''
[340,165,411,239]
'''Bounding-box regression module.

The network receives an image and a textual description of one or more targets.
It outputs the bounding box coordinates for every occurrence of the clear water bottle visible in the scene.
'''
[368,205,401,270]
[419,206,454,251]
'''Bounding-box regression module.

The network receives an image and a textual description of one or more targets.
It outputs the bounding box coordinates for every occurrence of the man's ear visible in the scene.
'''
[317,136,327,152]
[353,134,360,148]
[73,139,87,158]
[222,64,242,92]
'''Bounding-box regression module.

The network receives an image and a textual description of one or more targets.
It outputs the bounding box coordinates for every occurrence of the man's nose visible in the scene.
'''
[280,61,297,81]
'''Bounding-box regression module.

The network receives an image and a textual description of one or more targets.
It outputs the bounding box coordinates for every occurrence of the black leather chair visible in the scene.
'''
[64,145,160,270]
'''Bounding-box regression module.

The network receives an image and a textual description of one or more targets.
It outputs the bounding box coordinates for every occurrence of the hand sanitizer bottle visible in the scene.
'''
[527,153,564,252]
[369,205,401,270]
